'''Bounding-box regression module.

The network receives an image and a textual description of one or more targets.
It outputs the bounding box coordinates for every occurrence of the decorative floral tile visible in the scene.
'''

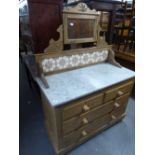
[41,50,108,73]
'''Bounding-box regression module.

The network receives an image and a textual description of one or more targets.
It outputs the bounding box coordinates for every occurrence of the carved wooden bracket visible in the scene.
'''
[44,25,63,53]
[107,48,122,68]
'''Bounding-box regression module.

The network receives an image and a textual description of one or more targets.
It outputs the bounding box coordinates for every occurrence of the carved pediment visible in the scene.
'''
[63,3,100,15]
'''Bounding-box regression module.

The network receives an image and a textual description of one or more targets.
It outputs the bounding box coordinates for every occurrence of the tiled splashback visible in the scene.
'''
[41,50,109,73]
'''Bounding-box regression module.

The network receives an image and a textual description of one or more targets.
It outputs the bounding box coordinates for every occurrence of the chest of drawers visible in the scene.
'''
[25,3,135,154]
[39,72,134,155]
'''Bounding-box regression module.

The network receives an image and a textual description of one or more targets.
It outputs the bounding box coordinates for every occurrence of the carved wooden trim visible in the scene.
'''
[44,25,63,53]
[107,48,122,68]
[63,3,100,15]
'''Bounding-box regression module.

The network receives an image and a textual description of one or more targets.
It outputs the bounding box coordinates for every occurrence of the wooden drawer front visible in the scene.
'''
[63,114,111,147]
[63,100,114,135]
[111,107,126,120]
[113,93,130,110]
[104,81,133,102]
[111,93,130,121]
[63,93,104,121]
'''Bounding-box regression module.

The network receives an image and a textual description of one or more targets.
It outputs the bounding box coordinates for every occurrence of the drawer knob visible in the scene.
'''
[82,130,87,137]
[112,115,116,120]
[83,105,90,111]
[114,102,120,108]
[82,118,88,124]
[117,90,124,96]
[121,113,126,117]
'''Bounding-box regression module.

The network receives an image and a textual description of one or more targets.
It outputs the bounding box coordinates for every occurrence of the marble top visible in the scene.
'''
[36,63,135,107]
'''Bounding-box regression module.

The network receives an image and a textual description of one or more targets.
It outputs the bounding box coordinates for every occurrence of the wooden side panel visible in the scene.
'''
[41,93,59,151]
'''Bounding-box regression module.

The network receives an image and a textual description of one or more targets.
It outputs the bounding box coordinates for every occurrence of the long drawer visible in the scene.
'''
[63,93,104,121]
[104,81,134,102]
[63,100,114,135]
[63,114,112,147]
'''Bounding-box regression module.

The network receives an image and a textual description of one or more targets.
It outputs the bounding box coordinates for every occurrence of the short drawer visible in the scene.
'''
[104,80,133,102]
[113,93,130,109]
[63,100,114,135]
[111,107,126,120]
[63,114,111,147]
[63,93,104,121]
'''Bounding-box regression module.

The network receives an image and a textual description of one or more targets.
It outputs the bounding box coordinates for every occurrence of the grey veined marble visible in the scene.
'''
[36,63,135,107]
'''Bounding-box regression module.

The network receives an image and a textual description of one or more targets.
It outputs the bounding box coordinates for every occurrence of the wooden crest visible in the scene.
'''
[63,3,100,15]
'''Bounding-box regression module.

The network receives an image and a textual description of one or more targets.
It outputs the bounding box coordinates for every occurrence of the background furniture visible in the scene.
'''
[19,0,63,53]
[113,0,135,51]
[112,0,135,70]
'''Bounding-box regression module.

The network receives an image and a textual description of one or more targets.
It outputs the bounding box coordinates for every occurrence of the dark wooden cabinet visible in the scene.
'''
[19,0,63,53]
[29,2,63,52]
